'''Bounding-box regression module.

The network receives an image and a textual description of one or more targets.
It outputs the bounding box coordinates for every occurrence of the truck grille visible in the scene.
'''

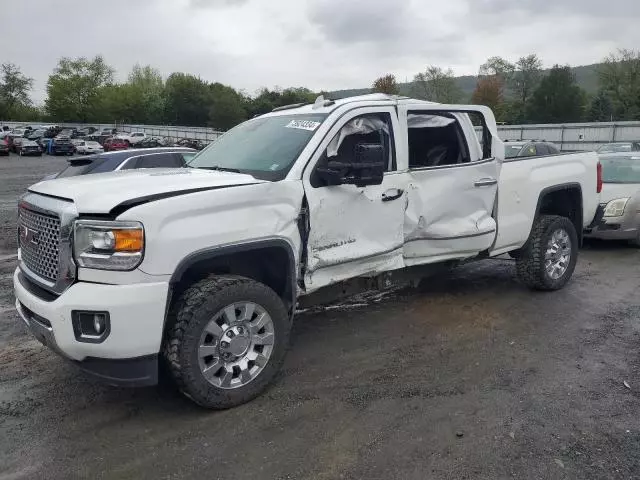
[18,206,61,283]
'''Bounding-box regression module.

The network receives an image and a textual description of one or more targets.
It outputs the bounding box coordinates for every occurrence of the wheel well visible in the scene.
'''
[170,245,295,309]
[537,185,583,242]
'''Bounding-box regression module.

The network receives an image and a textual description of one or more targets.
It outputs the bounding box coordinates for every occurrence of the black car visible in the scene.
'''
[43,126,62,138]
[52,147,196,178]
[504,140,560,159]
[18,139,42,156]
[51,136,75,155]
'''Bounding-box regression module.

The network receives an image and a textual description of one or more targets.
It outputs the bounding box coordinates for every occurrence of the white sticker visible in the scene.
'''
[285,119,321,131]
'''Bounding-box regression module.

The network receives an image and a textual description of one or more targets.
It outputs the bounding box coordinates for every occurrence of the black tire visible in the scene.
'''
[516,215,578,291]
[628,233,640,248]
[164,275,290,409]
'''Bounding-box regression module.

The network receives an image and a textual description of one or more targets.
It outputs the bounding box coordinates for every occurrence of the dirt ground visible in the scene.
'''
[1,155,639,480]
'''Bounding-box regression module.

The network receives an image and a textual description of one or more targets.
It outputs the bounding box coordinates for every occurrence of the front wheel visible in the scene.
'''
[164,275,290,409]
[516,215,578,291]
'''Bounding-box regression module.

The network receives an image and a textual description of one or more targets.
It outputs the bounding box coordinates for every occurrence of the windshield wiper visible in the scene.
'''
[196,165,242,173]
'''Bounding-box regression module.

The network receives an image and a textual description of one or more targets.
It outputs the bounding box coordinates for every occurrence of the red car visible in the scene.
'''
[0,135,10,156]
[103,137,129,152]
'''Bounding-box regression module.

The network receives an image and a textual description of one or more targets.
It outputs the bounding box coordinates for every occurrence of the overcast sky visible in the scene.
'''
[4,0,639,103]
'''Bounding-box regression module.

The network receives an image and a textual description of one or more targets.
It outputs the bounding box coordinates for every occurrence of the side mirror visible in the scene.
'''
[316,143,385,187]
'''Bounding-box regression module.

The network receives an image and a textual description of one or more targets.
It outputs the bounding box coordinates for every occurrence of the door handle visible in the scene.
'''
[474,178,497,187]
[382,188,404,202]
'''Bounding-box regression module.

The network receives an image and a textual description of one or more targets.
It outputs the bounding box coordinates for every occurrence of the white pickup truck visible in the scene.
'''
[14,94,603,408]
[117,131,147,146]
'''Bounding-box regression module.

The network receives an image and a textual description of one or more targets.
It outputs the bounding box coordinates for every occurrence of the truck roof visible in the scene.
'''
[265,93,439,117]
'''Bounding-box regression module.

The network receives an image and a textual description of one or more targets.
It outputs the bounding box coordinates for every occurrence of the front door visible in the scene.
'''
[302,107,408,292]
[397,104,502,264]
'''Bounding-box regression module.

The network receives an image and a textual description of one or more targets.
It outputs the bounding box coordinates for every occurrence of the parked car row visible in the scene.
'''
[2,124,211,157]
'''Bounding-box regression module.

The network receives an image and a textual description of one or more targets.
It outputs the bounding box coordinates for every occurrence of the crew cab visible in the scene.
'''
[13,94,602,409]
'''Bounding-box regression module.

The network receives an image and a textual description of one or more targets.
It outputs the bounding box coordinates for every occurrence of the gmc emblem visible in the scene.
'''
[19,225,40,246]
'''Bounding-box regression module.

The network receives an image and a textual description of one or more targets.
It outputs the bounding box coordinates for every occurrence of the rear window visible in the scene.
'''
[535,144,550,155]
[600,156,640,183]
[56,157,121,178]
[138,153,184,169]
[504,145,523,158]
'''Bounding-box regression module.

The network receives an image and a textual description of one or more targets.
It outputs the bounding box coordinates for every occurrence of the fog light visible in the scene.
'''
[94,314,106,334]
[72,311,110,343]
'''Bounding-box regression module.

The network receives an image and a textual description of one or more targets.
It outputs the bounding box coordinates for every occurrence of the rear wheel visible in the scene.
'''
[164,275,290,409]
[516,215,578,291]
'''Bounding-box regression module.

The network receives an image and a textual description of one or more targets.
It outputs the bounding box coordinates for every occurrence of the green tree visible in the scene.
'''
[479,56,515,84]
[208,82,246,130]
[8,104,44,122]
[0,63,34,119]
[244,87,316,118]
[512,54,543,105]
[45,56,114,122]
[411,66,462,103]
[278,87,316,106]
[527,65,586,123]
[597,49,640,120]
[163,73,210,125]
[588,91,614,122]
[127,64,165,124]
[98,83,144,123]
[508,54,543,123]
[372,74,399,94]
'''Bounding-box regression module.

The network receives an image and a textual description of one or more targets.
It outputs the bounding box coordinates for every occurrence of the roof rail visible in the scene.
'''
[271,103,307,112]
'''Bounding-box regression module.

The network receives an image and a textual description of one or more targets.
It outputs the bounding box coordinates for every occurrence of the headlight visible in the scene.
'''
[603,198,630,217]
[73,220,144,270]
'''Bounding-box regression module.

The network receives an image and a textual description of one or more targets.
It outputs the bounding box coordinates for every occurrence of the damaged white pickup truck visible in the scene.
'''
[14,94,604,408]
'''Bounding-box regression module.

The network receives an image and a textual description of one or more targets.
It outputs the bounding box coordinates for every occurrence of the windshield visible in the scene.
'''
[504,145,524,158]
[188,113,327,181]
[597,143,634,153]
[600,155,640,183]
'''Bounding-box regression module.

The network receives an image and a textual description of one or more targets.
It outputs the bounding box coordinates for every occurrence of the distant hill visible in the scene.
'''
[328,63,601,101]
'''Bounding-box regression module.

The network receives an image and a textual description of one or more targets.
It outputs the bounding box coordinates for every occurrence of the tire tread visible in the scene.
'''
[516,215,578,291]
[163,275,289,409]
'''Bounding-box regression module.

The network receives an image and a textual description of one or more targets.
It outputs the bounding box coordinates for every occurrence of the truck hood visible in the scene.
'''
[600,183,640,203]
[28,168,264,214]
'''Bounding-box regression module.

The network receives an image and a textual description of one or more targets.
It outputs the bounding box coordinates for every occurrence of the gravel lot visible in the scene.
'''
[1,154,640,480]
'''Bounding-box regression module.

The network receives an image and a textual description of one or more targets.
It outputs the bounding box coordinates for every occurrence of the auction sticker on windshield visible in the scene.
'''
[285,120,321,131]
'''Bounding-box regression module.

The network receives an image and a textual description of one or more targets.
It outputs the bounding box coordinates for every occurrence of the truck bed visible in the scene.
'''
[491,151,600,256]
